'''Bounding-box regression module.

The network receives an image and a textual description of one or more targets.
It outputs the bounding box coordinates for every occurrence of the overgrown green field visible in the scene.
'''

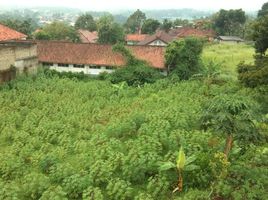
[0,72,267,199]
[203,43,255,79]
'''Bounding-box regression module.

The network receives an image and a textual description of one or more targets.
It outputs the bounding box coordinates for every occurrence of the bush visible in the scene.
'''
[109,64,163,86]
[165,37,204,80]
[238,56,268,88]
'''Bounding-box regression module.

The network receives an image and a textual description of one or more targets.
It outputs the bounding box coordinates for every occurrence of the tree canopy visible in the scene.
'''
[125,9,146,33]
[74,13,97,31]
[165,37,204,80]
[34,21,80,42]
[213,9,246,36]
[141,19,160,34]
[258,2,268,18]
[160,19,173,32]
[97,15,125,44]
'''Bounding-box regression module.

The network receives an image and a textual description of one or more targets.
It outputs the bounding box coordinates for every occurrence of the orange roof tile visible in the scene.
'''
[138,31,174,45]
[125,34,149,42]
[78,30,98,43]
[0,24,27,41]
[37,41,165,69]
[174,27,216,38]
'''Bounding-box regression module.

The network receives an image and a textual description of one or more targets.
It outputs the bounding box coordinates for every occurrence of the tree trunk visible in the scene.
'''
[224,134,233,158]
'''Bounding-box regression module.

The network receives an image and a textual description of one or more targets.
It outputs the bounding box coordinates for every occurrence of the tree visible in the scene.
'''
[252,16,268,56]
[258,2,268,18]
[74,13,97,31]
[213,9,246,36]
[173,18,191,27]
[125,9,146,33]
[201,94,259,158]
[97,16,125,44]
[160,19,173,32]
[165,37,204,79]
[34,22,80,42]
[141,19,160,34]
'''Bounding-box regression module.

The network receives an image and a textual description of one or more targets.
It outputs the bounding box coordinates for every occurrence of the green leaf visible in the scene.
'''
[158,162,176,171]
[184,164,200,171]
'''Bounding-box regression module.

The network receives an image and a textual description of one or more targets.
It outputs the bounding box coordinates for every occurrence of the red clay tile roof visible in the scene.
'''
[78,30,98,43]
[0,24,27,41]
[173,27,216,38]
[137,31,174,45]
[125,34,149,42]
[37,41,165,69]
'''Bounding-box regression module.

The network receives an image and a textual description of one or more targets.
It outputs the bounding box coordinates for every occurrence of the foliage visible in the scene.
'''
[165,37,204,80]
[97,15,125,44]
[237,55,268,88]
[252,15,268,56]
[34,21,80,42]
[173,19,191,28]
[141,19,160,34]
[257,2,268,18]
[213,9,246,36]
[201,93,260,156]
[160,19,173,32]
[75,13,97,31]
[125,9,146,33]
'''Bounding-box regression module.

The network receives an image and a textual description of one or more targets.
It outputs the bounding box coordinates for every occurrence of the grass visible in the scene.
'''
[202,42,255,79]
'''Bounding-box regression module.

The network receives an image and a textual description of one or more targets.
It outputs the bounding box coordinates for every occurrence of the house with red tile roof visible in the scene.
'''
[0,24,27,41]
[170,27,216,41]
[78,29,98,43]
[125,34,149,45]
[37,41,166,75]
[137,31,174,46]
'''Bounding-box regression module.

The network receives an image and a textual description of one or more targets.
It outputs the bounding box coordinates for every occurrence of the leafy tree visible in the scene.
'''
[165,37,204,80]
[160,19,173,32]
[141,19,160,34]
[125,9,146,33]
[173,18,191,27]
[110,43,163,86]
[257,2,268,18]
[213,9,246,36]
[34,21,80,42]
[252,15,268,56]
[97,15,125,44]
[74,13,97,31]
[201,94,259,158]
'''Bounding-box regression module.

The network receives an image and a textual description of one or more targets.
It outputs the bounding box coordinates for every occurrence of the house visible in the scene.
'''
[170,27,216,41]
[0,40,38,83]
[78,29,98,43]
[125,34,149,45]
[0,24,27,41]
[37,41,166,75]
[217,36,244,43]
[137,31,174,47]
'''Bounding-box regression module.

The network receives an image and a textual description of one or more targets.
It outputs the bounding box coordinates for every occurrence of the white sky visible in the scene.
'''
[0,0,267,11]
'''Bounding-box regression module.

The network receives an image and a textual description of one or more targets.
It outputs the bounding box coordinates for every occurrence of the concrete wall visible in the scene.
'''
[0,42,38,83]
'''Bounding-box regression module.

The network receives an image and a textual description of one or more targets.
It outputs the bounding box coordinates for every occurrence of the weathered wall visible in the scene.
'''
[0,42,38,83]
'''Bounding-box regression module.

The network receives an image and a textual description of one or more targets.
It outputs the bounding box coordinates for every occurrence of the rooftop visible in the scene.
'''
[78,30,98,43]
[137,31,174,45]
[125,34,149,42]
[37,41,166,69]
[0,24,27,42]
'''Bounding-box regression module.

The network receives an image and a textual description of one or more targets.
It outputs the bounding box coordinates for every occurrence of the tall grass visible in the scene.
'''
[202,43,255,79]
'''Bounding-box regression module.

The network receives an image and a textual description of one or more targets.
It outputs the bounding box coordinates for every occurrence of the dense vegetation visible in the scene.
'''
[0,62,267,199]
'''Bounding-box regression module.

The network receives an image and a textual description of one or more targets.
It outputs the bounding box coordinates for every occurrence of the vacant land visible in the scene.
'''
[203,43,255,79]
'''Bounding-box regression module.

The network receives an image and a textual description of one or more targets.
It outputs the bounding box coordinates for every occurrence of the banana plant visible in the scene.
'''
[158,147,200,193]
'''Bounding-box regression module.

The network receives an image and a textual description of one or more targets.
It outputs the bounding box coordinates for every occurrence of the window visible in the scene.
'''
[89,65,101,69]
[73,64,85,68]
[42,62,53,66]
[105,66,114,70]
[58,63,69,67]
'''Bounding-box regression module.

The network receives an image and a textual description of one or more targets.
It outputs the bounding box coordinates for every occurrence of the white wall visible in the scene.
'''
[48,64,114,75]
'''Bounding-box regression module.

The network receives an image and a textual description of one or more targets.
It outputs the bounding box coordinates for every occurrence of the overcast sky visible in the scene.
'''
[0,0,267,11]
